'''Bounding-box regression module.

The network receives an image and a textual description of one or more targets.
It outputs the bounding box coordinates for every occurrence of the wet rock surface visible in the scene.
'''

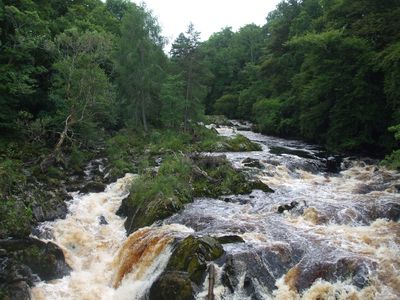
[149,271,194,300]
[0,238,70,299]
[163,123,400,299]
[151,235,224,299]
[165,235,224,285]
[80,181,106,193]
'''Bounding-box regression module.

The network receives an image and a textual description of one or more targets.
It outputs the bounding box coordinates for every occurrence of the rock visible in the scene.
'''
[0,238,71,299]
[99,215,108,225]
[222,244,303,295]
[149,271,194,300]
[326,156,342,173]
[165,236,224,285]
[118,193,185,235]
[216,235,245,244]
[242,158,264,169]
[249,180,274,193]
[285,256,375,292]
[369,202,400,222]
[269,146,315,159]
[80,181,106,193]
[278,201,299,213]
[149,236,224,300]
[224,135,262,152]
[0,238,71,281]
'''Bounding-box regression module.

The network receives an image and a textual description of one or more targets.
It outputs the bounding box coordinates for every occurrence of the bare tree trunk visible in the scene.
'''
[141,96,148,132]
[54,115,72,159]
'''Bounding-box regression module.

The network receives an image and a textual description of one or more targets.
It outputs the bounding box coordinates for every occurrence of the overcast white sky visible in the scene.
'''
[134,0,281,47]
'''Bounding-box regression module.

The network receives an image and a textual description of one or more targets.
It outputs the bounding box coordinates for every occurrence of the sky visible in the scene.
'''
[134,0,281,47]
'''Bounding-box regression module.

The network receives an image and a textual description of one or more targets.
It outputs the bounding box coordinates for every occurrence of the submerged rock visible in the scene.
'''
[99,215,108,225]
[285,256,375,292]
[277,201,299,213]
[221,243,303,295]
[325,156,342,173]
[242,158,264,169]
[216,235,245,244]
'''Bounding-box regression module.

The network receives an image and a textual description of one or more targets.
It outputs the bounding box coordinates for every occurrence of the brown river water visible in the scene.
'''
[31,122,400,300]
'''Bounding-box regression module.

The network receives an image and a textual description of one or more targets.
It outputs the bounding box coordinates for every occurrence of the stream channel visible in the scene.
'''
[31,121,400,300]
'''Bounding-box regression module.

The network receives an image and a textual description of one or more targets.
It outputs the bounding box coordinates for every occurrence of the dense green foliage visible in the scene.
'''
[201,0,400,158]
[0,0,213,238]
[1,0,400,239]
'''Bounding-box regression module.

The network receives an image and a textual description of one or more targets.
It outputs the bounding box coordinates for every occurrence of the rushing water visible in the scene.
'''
[32,122,400,299]
[31,174,193,300]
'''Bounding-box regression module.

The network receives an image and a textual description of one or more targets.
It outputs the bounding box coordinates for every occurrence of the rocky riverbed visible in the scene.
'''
[3,121,399,300]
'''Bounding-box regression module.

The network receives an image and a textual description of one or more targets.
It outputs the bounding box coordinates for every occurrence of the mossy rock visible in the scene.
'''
[190,154,273,197]
[149,271,194,300]
[203,115,232,126]
[166,236,224,285]
[0,238,71,281]
[223,135,262,152]
[216,235,245,244]
[242,158,264,169]
[0,238,71,300]
[119,193,184,235]
[80,181,106,193]
[249,180,274,193]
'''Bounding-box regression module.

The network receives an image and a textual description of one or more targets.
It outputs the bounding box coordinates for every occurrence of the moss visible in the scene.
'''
[123,193,184,234]
[149,271,194,300]
[203,115,232,126]
[0,238,71,281]
[192,156,268,197]
[223,135,262,152]
[216,235,245,244]
[166,236,224,285]
[118,156,193,234]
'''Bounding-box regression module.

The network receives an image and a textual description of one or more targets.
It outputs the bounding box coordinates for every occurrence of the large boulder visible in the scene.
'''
[0,238,70,300]
[80,181,106,193]
[149,236,224,300]
[149,271,194,300]
[284,256,375,292]
[118,193,184,235]
[165,236,224,285]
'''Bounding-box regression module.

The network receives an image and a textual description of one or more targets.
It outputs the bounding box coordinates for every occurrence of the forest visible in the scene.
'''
[1,0,400,233]
[1,0,400,299]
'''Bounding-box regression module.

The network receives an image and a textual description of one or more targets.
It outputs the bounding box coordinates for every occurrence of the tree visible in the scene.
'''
[49,29,115,158]
[115,3,166,131]
[160,74,186,129]
[170,23,208,131]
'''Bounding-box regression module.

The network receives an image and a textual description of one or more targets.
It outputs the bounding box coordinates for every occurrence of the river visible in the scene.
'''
[31,122,400,300]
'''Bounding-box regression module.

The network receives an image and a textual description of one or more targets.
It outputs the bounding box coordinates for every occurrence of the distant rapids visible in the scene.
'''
[32,122,400,299]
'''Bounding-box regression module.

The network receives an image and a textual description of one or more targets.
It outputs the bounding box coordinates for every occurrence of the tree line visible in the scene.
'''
[203,0,400,166]
[1,0,399,169]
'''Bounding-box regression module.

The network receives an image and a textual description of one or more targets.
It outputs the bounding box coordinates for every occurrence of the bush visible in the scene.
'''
[130,156,192,207]
[0,159,26,196]
[0,198,32,238]
[253,98,283,135]
[381,124,400,170]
